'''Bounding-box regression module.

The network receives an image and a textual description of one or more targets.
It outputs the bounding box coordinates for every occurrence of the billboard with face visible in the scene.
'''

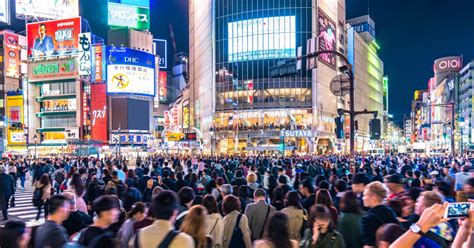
[317,8,337,69]
[27,17,81,60]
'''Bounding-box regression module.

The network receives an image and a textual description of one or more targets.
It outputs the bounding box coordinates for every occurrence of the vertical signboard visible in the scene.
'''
[159,71,167,102]
[6,95,26,146]
[183,99,190,129]
[90,84,108,142]
[317,8,337,69]
[4,31,20,78]
[78,32,92,76]
[94,45,103,81]
[153,39,167,69]
[164,111,170,130]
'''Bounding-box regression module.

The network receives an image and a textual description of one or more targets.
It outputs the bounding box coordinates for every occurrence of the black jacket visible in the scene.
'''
[360,205,399,246]
[0,173,15,196]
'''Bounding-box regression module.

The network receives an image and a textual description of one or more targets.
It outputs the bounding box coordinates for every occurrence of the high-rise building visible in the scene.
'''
[458,61,474,152]
[190,0,347,155]
[347,15,385,151]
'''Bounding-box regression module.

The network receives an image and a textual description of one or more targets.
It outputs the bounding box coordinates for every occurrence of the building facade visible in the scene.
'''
[189,0,347,155]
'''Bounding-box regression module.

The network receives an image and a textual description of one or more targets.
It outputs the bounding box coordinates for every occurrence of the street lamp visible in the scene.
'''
[33,134,37,159]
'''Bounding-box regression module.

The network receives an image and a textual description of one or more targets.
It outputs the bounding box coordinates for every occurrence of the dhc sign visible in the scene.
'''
[280,130,313,138]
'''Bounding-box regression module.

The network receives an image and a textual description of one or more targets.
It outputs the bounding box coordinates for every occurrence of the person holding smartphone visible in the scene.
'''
[300,204,345,248]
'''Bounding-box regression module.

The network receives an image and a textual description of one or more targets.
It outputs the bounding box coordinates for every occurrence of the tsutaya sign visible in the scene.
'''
[280,130,313,138]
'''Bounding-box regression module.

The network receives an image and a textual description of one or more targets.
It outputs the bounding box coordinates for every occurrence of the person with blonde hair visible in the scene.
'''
[181,205,213,248]
[360,181,399,248]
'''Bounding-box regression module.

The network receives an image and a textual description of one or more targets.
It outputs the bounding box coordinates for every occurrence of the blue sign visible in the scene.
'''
[106,47,156,96]
[153,39,167,69]
[109,0,150,7]
[352,22,376,38]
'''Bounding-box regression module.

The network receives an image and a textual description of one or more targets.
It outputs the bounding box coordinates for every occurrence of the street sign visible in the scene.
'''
[330,74,351,96]
[166,132,184,141]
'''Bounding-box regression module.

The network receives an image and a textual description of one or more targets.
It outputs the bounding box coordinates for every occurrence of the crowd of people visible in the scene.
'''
[0,154,473,248]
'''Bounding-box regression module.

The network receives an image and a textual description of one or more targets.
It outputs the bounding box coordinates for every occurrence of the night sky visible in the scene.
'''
[4,0,474,126]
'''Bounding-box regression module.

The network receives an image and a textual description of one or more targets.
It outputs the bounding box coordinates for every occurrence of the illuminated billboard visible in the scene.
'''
[159,71,167,102]
[108,2,150,30]
[4,32,20,78]
[106,47,155,96]
[27,17,82,60]
[317,8,337,69]
[28,58,78,82]
[16,0,79,20]
[110,0,150,7]
[228,16,296,62]
[6,94,26,146]
[90,84,108,142]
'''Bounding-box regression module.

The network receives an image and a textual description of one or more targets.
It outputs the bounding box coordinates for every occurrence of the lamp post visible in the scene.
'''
[33,134,37,159]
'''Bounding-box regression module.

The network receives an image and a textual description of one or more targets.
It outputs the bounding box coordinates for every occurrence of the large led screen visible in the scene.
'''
[228,16,296,63]
[106,47,155,96]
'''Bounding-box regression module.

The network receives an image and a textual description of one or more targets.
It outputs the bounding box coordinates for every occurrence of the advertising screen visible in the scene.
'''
[109,0,150,7]
[4,32,20,78]
[158,71,167,102]
[317,8,337,69]
[228,16,296,62]
[0,0,9,24]
[27,17,82,60]
[108,2,150,30]
[106,47,155,96]
[90,84,108,142]
[16,0,79,20]
[28,58,78,82]
[6,95,26,146]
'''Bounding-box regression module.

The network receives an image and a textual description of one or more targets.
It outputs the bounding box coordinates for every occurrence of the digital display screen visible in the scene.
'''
[228,16,296,62]
[16,0,79,20]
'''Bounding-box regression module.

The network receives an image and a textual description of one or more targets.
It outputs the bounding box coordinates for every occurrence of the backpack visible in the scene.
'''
[55,170,65,184]
[32,185,46,207]
[229,214,245,248]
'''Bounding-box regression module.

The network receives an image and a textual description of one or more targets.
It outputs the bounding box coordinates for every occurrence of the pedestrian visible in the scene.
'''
[375,223,405,248]
[68,173,88,213]
[181,205,213,248]
[202,194,224,247]
[360,181,399,247]
[117,202,147,248]
[300,204,345,248]
[34,195,70,248]
[0,165,15,221]
[281,190,307,241]
[18,161,28,190]
[315,189,339,225]
[131,190,195,247]
[61,192,93,237]
[0,220,32,248]
[244,188,276,241]
[34,174,51,221]
[77,195,121,247]
[175,186,195,229]
[222,195,252,248]
[254,211,299,248]
[337,190,364,248]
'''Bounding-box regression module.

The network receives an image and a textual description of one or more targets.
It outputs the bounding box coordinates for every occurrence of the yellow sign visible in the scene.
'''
[6,95,26,146]
[112,73,130,89]
[166,132,184,141]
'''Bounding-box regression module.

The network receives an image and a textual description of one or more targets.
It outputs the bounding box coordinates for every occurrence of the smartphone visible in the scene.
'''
[444,202,472,219]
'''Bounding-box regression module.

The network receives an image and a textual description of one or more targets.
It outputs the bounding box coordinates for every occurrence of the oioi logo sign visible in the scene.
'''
[434,56,462,74]
[108,2,150,30]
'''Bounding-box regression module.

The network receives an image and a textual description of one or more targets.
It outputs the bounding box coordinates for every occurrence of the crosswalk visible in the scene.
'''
[4,183,45,227]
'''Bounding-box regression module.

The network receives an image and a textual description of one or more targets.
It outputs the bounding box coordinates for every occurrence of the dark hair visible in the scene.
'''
[262,212,292,248]
[49,195,69,215]
[387,199,404,217]
[202,194,218,214]
[235,170,243,178]
[239,185,249,199]
[152,190,179,220]
[309,204,333,230]
[39,23,46,28]
[254,188,266,198]
[318,180,330,190]
[340,191,361,214]
[178,186,195,205]
[39,174,50,186]
[93,195,119,217]
[222,195,240,215]
[301,179,315,193]
[435,181,452,197]
[0,221,27,248]
[272,187,285,205]
[284,190,302,209]
[375,223,405,246]
[315,189,335,208]
[335,180,347,192]
[127,202,146,219]
[70,173,85,197]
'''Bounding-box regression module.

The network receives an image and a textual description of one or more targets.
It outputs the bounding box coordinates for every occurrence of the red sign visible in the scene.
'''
[159,71,167,101]
[27,17,81,60]
[90,84,108,142]
[95,45,103,81]
[164,111,170,130]
[4,32,20,78]
[82,91,89,126]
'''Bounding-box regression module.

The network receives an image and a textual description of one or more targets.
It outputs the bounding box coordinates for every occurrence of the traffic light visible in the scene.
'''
[334,116,344,139]
[370,118,381,140]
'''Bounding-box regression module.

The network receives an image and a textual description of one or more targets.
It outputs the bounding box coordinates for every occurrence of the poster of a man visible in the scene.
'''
[32,24,54,58]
